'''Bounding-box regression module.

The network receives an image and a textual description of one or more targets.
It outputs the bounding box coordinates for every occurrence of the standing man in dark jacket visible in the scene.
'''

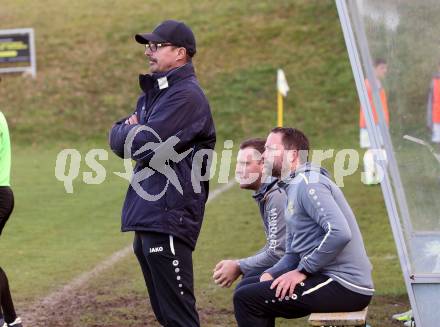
[109,20,216,327]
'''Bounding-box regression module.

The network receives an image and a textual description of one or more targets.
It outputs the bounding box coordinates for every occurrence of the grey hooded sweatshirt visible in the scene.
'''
[239,179,287,275]
[265,164,374,296]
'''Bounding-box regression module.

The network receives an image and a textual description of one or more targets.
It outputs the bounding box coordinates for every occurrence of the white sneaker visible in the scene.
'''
[3,317,22,327]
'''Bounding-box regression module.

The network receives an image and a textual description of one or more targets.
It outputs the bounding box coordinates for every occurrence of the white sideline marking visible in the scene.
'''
[24,180,236,324]
[206,180,236,201]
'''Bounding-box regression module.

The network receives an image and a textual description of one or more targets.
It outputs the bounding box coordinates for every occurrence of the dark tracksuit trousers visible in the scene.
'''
[0,186,18,324]
[133,231,199,327]
[233,274,371,327]
[243,267,268,279]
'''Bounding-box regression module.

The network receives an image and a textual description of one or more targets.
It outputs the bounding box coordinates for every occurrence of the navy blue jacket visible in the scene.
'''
[109,63,216,249]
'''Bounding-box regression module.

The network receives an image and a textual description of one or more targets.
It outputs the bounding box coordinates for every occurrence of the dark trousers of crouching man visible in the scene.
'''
[233,273,371,327]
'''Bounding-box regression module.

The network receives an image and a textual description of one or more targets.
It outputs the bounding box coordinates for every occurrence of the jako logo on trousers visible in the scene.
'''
[149,246,163,253]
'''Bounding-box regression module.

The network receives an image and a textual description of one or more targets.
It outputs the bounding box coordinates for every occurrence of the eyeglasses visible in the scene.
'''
[145,42,174,52]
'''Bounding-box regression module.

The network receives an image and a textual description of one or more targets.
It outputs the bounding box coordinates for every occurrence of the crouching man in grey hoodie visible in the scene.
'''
[213,138,286,288]
[233,127,374,327]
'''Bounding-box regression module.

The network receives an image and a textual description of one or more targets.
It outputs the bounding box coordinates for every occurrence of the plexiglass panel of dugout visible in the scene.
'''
[336,1,440,326]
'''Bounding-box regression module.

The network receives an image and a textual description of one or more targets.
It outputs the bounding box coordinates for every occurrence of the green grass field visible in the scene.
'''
[0,0,410,326]
[0,144,409,326]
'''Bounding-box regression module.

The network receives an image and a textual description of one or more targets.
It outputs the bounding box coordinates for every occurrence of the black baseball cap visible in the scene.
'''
[135,20,196,57]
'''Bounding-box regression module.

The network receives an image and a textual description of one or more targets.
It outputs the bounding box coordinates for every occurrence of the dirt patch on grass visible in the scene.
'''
[23,283,409,327]
[24,285,235,327]
[366,294,411,326]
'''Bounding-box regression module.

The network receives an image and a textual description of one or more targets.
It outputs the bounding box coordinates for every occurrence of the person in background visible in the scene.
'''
[426,61,440,144]
[213,138,286,288]
[359,58,389,185]
[0,110,22,327]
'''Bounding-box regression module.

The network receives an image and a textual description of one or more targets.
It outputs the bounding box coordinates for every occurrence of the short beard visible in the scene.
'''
[264,162,282,178]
